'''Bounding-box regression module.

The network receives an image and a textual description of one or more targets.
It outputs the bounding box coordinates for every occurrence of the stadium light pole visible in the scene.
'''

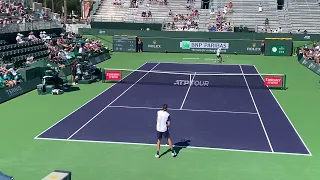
[64,0,67,24]
[51,0,54,13]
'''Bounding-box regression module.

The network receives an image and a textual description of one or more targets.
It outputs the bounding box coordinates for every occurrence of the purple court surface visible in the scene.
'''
[35,62,311,156]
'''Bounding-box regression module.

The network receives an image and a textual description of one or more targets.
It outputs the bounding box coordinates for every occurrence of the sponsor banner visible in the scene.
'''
[270,45,286,56]
[140,37,263,55]
[105,71,122,81]
[0,77,41,104]
[180,41,229,50]
[299,58,320,75]
[264,76,283,87]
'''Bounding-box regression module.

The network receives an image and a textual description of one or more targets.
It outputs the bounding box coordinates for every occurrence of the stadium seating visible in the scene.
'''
[91,0,320,33]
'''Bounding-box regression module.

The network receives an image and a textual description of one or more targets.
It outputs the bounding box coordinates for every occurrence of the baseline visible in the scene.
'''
[35,137,311,156]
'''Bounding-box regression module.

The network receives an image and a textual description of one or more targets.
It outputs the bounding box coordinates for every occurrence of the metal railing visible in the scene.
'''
[92,16,166,24]
[0,20,62,34]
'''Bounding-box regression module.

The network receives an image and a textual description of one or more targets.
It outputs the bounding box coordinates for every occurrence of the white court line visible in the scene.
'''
[108,105,258,115]
[180,72,196,109]
[34,137,312,156]
[34,62,149,139]
[66,63,161,140]
[156,62,254,66]
[239,65,274,152]
[171,71,226,74]
[253,65,312,156]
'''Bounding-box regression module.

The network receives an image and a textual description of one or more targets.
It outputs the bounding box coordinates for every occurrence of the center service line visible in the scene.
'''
[67,63,160,140]
[180,72,196,109]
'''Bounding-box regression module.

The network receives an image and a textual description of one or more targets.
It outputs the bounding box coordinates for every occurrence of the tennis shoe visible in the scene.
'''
[172,151,177,157]
[155,153,160,158]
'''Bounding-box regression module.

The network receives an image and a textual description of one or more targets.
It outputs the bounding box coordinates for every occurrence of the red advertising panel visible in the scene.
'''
[106,71,122,81]
[264,76,282,87]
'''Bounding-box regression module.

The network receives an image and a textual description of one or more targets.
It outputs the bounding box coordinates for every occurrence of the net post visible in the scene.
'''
[101,69,106,83]
[189,74,192,84]
[283,74,287,90]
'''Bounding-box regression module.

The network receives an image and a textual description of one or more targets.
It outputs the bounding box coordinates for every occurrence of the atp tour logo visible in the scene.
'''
[173,80,209,86]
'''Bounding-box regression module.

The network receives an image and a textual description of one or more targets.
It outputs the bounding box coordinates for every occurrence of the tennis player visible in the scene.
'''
[217,48,223,63]
[155,104,176,158]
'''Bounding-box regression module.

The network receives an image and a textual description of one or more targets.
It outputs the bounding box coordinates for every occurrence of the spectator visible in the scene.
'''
[168,9,173,16]
[28,31,36,41]
[210,7,215,15]
[228,1,233,13]
[265,18,269,26]
[186,1,191,10]
[141,11,146,17]
[16,33,24,43]
[0,65,22,88]
[147,11,152,17]
[259,4,262,12]
[223,5,227,14]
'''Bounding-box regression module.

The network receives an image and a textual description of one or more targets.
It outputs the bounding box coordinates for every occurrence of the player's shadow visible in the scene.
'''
[160,139,191,158]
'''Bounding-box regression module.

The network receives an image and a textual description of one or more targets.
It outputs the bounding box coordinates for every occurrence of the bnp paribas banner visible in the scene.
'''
[299,58,320,75]
[141,37,262,55]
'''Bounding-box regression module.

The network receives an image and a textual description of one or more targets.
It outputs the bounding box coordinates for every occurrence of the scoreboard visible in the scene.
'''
[113,35,137,52]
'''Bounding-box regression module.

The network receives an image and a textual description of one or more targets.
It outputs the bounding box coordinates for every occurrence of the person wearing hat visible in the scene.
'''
[16,33,24,43]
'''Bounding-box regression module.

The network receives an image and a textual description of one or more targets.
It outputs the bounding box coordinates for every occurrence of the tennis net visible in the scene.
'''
[102,68,287,89]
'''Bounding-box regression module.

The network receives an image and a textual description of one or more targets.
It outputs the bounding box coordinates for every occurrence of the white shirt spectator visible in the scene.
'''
[259,5,262,12]
[8,68,17,76]
[223,6,228,13]
[40,32,44,39]
[16,34,23,43]
[28,34,36,40]
[156,110,170,132]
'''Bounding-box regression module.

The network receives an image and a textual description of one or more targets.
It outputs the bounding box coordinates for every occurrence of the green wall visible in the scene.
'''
[140,37,262,54]
[138,37,292,55]
[79,28,320,41]
[91,22,163,31]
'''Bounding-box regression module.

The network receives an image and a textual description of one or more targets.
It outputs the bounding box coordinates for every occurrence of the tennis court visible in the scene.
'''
[35,62,310,156]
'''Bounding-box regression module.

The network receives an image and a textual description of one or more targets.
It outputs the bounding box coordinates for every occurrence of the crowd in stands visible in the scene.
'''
[0,0,51,26]
[300,42,320,64]
[0,65,23,88]
[207,2,233,32]
[165,0,199,31]
[46,33,105,67]
[0,30,107,88]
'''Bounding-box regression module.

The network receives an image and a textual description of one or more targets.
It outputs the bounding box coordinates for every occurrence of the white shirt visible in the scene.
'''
[156,110,170,132]
[216,48,221,55]
[16,35,23,43]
